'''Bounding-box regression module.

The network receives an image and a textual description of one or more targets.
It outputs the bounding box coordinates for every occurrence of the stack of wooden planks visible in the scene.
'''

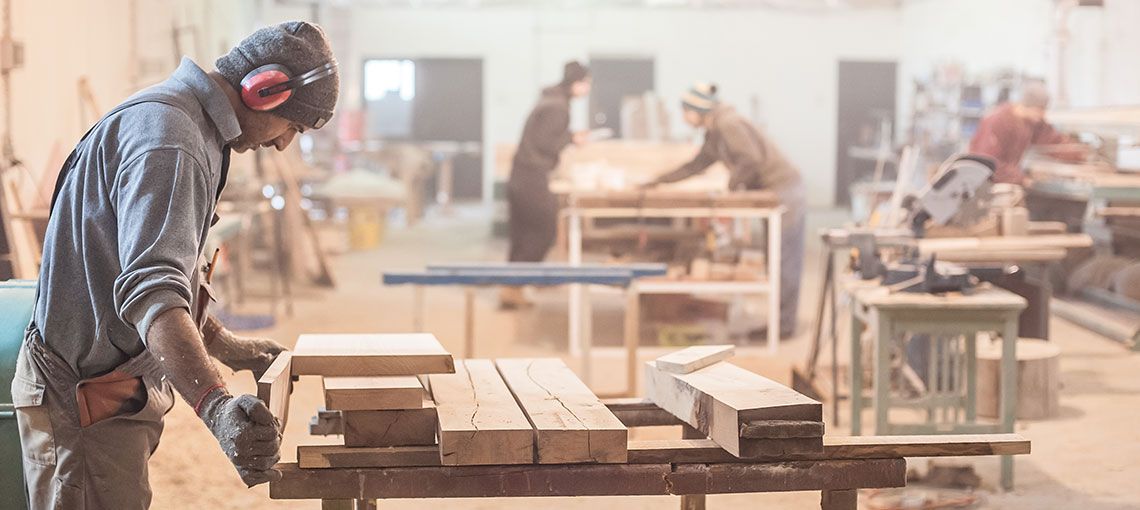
[294,334,455,448]
[286,341,630,466]
[645,345,825,457]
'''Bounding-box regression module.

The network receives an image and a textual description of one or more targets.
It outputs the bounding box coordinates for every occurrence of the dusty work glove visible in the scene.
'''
[197,387,283,487]
[203,318,287,379]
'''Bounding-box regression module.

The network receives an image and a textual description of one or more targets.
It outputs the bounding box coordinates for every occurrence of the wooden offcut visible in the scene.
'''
[323,376,425,411]
[292,333,455,376]
[656,345,735,374]
[430,359,534,465]
[342,401,438,447]
[256,351,292,429]
[495,358,627,463]
[978,339,1061,420]
[644,360,822,457]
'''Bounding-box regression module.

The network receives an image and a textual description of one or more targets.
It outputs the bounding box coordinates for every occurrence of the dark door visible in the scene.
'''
[588,57,655,138]
[835,60,897,206]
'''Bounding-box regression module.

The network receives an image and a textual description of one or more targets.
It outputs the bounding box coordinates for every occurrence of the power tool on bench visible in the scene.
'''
[851,154,997,293]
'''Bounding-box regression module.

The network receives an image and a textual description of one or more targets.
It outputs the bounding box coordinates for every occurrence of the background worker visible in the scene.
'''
[502,61,592,308]
[969,81,1086,185]
[12,21,339,508]
[645,83,805,338]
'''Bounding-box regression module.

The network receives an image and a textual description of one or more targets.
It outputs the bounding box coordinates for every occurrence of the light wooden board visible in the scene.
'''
[292,334,455,376]
[655,345,735,374]
[495,358,627,463]
[917,234,1091,254]
[342,400,438,448]
[256,351,292,429]
[429,359,534,465]
[323,376,425,411]
[298,445,440,469]
[644,360,822,458]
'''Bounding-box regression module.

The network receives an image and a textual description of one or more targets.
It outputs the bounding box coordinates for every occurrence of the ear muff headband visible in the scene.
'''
[240,62,337,112]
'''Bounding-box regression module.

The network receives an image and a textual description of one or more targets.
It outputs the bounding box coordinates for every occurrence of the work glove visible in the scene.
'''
[197,387,283,487]
[204,319,287,379]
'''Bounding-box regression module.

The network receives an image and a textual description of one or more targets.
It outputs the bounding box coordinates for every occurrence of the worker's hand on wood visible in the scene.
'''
[572,130,591,145]
[197,387,283,487]
[203,316,288,379]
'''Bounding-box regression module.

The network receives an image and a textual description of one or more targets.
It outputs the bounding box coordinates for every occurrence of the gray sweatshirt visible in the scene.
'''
[33,58,240,378]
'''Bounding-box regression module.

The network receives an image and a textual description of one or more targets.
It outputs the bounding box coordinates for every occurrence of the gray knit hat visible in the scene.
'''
[681,82,719,113]
[216,21,340,129]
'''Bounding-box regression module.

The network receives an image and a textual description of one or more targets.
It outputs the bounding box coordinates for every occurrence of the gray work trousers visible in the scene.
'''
[750,183,806,336]
[11,327,175,510]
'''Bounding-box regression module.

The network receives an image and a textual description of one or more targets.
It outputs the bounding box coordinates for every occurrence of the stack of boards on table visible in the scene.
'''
[291,334,629,467]
[646,345,825,457]
[294,334,456,448]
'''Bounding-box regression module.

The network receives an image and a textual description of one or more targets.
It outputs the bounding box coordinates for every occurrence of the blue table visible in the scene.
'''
[382,263,666,393]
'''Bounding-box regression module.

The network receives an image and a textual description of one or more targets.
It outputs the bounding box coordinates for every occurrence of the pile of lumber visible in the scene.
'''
[644,345,825,457]
[288,335,630,466]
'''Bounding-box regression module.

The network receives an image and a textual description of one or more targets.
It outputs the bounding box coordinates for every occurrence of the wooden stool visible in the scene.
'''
[978,338,1061,420]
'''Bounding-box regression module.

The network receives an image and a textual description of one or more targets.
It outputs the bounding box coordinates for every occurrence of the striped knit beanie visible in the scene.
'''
[681,82,719,113]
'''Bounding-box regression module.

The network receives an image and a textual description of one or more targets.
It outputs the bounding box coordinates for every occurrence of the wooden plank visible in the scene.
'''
[256,351,292,429]
[604,398,684,427]
[740,420,825,439]
[429,359,534,465]
[270,458,905,500]
[323,376,425,411]
[656,345,735,374]
[644,360,822,458]
[917,233,1092,253]
[292,334,455,376]
[625,434,1030,464]
[342,401,437,447]
[298,445,440,469]
[495,358,627,463]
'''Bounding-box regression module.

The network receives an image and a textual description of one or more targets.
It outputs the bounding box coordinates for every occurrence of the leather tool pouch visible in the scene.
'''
[75,370,146,428]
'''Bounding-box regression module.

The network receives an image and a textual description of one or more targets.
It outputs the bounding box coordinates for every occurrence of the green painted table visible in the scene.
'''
[846,282,1027,490]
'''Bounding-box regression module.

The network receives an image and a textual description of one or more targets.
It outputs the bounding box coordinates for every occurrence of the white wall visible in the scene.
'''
[314,6,901,207]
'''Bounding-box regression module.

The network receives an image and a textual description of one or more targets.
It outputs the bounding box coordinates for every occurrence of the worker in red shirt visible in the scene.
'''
[969,81,1084,185]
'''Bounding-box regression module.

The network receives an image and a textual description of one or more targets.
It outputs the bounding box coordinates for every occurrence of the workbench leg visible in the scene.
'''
[356,499,378,510]
[464,288,476,358]
[679,425,707,510]
[820,489,857,510]
[1000,318,1019,491]
[873,312,892,435]
[767,209,782,356]
[413,286,425,331]
[582,284,594,386]
[966,332,978,423]
[624,284,640,397]
[850,306,865,435]
[322,500,352,510]
[568,211,583,358]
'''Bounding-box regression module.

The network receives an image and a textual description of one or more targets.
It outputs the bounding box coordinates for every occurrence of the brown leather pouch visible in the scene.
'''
[75,370,146,427]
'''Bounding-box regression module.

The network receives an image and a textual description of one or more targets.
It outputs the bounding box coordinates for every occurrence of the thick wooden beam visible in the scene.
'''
[656,345,735,374]
[270,458,905,500]
[644,360,822,457]
[430,359,534,465]
[342,401,437,448]
[495,358,627,463]
[323,376,425,411]
[292,334,455,376]
[257,351,292,429]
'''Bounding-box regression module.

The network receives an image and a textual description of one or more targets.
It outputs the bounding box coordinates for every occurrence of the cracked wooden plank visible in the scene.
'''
[342,399,437,447]
[429,359,534,465]
[495,358,627,464]
[292,334,455,376]
[645,360,822,458]
[269,458,905,499]
[323,376,425,411]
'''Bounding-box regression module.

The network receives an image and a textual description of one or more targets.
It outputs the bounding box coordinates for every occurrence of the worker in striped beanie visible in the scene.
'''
[646,82,807,339]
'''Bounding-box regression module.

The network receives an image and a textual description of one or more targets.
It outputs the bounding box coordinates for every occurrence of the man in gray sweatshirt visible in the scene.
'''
[12,22,339,508]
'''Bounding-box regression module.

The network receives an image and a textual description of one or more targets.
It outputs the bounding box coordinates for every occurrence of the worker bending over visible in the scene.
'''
[13,22,339,508]
[969,81,1085,185]
[646,83,805,338]
[502,61,592,308]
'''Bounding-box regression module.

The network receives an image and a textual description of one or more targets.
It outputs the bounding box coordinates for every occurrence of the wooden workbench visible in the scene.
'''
[277,399,1030,510]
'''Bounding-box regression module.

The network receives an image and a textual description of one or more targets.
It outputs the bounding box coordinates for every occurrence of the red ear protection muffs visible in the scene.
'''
[240,62,337,112]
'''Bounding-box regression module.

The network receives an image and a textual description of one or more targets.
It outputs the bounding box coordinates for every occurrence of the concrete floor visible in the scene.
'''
[149,206,1140,509]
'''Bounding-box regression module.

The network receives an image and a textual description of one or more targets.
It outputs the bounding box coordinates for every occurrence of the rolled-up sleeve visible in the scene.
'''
[112,148,212,342]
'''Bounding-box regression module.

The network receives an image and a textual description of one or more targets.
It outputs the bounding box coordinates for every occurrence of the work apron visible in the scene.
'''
[11,93,219,509]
